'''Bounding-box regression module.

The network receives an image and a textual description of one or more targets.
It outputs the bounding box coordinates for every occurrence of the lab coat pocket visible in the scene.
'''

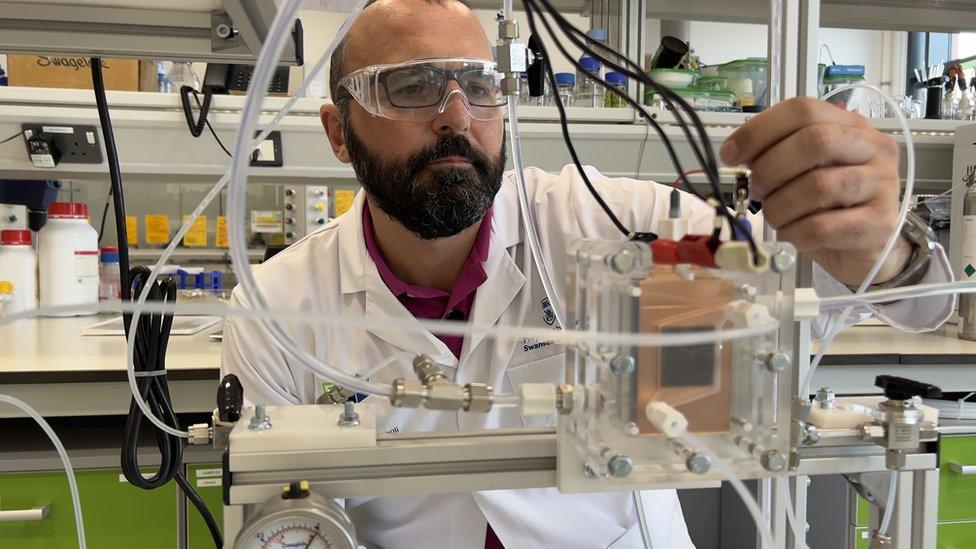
[505,353,565,428]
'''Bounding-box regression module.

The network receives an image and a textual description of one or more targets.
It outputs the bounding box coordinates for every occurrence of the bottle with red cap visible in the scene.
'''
[38,202,99,316]
[0,229,37,314]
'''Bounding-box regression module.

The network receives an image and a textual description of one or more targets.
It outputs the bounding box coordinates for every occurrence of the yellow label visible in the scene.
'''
[334,189,356,216]
[182,215,208,247]
[125,216,138,246]
[216,216,229,248]
[145,215,170,245]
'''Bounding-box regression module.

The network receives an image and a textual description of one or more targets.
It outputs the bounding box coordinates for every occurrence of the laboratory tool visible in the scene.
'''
[38,202,98,316]
[0,179,61,231]
[0,229,37,313]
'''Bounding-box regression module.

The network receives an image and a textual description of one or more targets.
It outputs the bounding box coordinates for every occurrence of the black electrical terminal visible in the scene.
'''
[282,480,311,500]
[732,170,762,214]
[526,34,547,99]
[217,373,244,422]
[875,375,943,401]
[24,130,61,169]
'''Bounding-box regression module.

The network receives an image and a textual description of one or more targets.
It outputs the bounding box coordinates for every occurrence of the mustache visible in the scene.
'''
[405,135,491,177]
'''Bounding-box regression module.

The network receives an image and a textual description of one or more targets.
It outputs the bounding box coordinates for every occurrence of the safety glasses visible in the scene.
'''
[338,57,508,121]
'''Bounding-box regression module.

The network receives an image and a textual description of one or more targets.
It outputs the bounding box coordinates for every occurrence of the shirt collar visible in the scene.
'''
[362,204,493,301]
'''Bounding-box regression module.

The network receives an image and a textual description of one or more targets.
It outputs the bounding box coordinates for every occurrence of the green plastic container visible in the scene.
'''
[718,58,767,107]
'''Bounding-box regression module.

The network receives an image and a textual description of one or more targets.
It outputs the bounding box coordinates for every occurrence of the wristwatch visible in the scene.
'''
[846,211,936,292]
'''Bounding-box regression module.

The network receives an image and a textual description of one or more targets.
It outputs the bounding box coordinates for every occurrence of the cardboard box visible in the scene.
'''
[7,55,139,91]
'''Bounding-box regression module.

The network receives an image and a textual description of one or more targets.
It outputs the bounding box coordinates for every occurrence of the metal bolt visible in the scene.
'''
[337,401,360,427]
[609,354,635,376]
[248,404,271,430]
[771,250,796,273]
[215,23,235,39]
[736,284,758,300]
[625,422,640,436]
[799,423,821,446]
[815,387,835,409]
[609,250,636,274]
[763,351,791,373]
[607,455,634,478]
[760,449,786,472]
[583,464,597,479]
[685,453,711,475]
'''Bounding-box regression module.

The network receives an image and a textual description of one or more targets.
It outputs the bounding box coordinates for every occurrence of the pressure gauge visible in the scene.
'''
[234,481,357,549]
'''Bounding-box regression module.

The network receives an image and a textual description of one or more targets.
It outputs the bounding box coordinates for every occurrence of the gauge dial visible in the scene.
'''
[234,485,357,549]
[247,520,334,549]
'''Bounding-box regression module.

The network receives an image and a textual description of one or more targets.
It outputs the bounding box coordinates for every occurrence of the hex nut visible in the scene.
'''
[608,455,634,478]
[464,383,493,412]
[556,384,576,414]
[686,453,711,475]
[771,250,796,273]
[391,378,425,408]
[764,352,791,373]
[413,355,445,385]
[609,250,636,274]
[760,450,786,472]
[426,382,465,411]
[609,354,636,376]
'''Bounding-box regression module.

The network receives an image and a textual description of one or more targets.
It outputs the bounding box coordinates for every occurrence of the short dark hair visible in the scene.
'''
[328,0,471,124]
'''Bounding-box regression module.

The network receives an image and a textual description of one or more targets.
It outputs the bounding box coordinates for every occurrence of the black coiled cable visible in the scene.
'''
[120,267,222,548]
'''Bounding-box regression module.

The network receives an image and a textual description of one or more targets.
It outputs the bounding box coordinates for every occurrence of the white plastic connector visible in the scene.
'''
[657,218,691,241]
[714,241,770,273]
[793,288,821,321]
[519,383,557,416]
[727,300,773,327]
[645,401,688,438]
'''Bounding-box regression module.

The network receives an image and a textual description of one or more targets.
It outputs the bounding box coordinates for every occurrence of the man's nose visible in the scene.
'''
[431,82,472,136]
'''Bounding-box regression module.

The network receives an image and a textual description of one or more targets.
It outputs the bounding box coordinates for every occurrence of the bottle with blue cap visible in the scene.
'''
[575,57,604,108]
[603,72,628,108]
[98,246,121,301]
[554,73,575,107]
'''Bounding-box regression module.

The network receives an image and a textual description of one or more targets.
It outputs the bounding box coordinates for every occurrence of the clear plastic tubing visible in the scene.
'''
[802,83,915,396]
[507,100,568,329]
[224,0,399,400]
[126,2,376,437]
[682,432,775,548]
[0,394,86,549]
[879,470,898,536]
[821,280,976,307]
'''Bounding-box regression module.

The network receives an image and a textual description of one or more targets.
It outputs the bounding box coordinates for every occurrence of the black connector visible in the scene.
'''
[875,375,943,401]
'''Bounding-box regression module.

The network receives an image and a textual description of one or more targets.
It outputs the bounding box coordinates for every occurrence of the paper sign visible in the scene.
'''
[145,214,170,245]
[195,468,222,479]
[182,215,208,247]
[250,210,283,234]
[197,478,222,488]
[216,216,229,248]
[125,216,138,246]
[334,189,356,216]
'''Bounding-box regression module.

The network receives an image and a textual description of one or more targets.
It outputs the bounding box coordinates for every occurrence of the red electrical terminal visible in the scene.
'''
[650,235,720,268]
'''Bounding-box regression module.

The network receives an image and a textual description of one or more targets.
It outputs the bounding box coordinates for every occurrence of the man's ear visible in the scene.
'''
[320,103,351,164]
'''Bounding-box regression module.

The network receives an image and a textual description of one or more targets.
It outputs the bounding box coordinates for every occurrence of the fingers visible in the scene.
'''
[775,201,899,254]
[761,165,882,229]
[720,97,868,166]
[748,124,884,200]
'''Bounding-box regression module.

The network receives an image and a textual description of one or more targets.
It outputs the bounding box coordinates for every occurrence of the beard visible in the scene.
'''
[344,123,507,240]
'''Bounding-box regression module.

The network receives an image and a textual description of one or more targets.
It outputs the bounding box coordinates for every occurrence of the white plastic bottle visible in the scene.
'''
[0,229,37,314]
[38,202,99,316]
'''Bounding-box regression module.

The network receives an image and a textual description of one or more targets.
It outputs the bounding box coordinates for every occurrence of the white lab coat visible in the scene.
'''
[221,164,953,549]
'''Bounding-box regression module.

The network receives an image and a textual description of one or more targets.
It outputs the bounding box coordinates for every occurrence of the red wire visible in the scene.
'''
[672,168,705,189]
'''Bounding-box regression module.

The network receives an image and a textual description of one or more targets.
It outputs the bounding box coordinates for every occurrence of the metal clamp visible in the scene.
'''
[391,356,495,412]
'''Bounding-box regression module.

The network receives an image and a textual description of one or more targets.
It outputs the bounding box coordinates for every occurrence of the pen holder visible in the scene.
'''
[925,84,944,119]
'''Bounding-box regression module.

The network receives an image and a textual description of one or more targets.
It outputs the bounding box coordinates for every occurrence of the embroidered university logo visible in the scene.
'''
[541,298,556,326]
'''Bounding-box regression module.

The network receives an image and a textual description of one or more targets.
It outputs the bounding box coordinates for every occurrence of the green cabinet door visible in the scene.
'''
[854,526,870,549]
[0,468,177,548]
[938,521,976,548]
[940,435,976,522]
[186,463,224,549]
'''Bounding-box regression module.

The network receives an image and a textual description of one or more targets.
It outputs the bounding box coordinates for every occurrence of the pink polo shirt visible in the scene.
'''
[362,204,492,359]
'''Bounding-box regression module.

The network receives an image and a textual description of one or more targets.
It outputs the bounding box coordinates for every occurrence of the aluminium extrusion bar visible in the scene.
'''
[0,1,300,64]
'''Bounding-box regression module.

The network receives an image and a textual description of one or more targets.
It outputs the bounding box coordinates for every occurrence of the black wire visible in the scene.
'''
[97,187,113,244]
[0,131,21,144]
[182,85,233,157]
[524,1,760,260]
[121,267,223,549]
[91,58,132,301]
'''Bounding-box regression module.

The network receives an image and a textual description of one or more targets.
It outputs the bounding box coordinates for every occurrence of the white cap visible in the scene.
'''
[645,401,688,438]
[519,383,557,416]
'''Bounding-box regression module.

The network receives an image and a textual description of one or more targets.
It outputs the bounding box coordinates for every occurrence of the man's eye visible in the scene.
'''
[395,83,427,97]
[465,82,491,97]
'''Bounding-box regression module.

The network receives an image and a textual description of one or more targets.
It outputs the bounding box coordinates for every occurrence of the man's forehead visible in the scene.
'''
[342,0,493,72]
